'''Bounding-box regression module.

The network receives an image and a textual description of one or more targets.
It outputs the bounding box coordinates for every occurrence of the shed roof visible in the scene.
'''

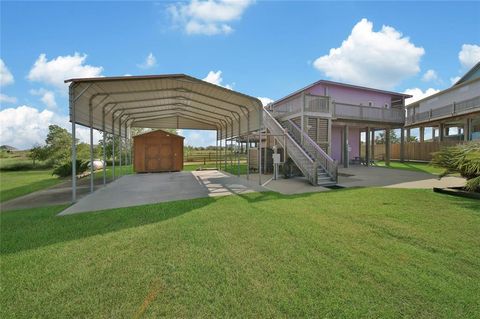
[66,74,263,139]
[132,129,185,139]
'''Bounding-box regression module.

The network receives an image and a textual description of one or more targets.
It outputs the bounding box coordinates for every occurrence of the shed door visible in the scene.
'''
[145,141,174,172]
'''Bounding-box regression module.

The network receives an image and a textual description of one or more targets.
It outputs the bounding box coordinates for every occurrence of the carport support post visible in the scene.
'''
[112,114,115,180]
[71,103,77,203]
[258,130,262,185]
[102,109,106,185]
[237,138,240,177]
[89,103,94,193]
[215,131,218,170]
[119,119,122,177]
[246,133,250,180]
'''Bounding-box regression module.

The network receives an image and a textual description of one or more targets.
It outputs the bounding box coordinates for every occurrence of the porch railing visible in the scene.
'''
[332,102,405,123]
[406,96,480,125]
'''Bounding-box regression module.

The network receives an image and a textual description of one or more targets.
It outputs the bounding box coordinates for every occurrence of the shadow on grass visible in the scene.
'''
[0,196,217,255]
[0,178,62,203]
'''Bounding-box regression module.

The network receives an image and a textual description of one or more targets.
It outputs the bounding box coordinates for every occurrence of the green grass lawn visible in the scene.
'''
[0,169,63,203]
[374,160,445,175]
[1,188,479,318]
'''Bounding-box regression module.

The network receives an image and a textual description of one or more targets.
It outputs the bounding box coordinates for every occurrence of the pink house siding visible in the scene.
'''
[307,83,392,108]
[331,125,360,163]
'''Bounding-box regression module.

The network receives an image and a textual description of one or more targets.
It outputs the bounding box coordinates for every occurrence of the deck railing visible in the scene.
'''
[406,96,480,125]
[271,94,330,118]
[332,102,405,123]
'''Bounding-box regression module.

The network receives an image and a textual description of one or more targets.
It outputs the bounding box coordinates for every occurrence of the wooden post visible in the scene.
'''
[432,127,436,141]
[406,128,411,141]
[385,129,391,166]
[464,117,471,141]
[439,123,445,142]
[371,129,375,162]
[365,127,370,167]
[419,127,425,142]
[400,128,405,162]
[343,125,349,168]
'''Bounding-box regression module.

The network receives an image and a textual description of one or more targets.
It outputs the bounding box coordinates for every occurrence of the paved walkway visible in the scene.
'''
[338,166,465,189]
[59,170,266,215]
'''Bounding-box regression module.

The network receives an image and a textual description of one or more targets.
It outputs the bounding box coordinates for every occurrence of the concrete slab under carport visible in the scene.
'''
[59,170,266,215]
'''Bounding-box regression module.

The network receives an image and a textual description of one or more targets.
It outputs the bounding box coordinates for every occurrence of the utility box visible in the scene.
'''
[133,130,184,173]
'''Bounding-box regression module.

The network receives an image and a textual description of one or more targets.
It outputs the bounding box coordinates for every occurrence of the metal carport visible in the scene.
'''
[66,74,264,203]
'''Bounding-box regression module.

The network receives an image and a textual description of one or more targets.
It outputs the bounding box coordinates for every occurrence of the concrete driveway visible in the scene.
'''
[59,170,265,215]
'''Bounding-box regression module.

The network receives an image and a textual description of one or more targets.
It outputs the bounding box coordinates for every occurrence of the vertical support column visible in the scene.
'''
[327,118,332,156]
[124,122,128,171]
[400,127,405,162]
[343,125,349,168]
[119,119,122,177]
[246,133,250,180]
[71,101,77,203]
[419,127,425,143]
[102,108,106,185]
[439,123,445,142]
[365,127,370,167]
[406,128,411,141]
[301,92,305,144]
[385,128,391,166]
[129,127,133,174]
[112,114,115,181]
[216,130,219,170]
[358,130,362,159]
[89,103,94,193]
[230,126,233,171]
[464,118,471,141]
[237,139,240,177]
[371,129,375,163]
[432,127,436,141]
[224,137,227,171]
[258,130,262,185]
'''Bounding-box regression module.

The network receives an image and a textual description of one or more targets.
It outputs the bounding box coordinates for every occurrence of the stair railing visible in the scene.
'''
[262,108,317,184]
[285,119,338,183]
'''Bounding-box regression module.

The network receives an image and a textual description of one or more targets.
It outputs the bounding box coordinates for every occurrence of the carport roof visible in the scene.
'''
[66,74,263,139]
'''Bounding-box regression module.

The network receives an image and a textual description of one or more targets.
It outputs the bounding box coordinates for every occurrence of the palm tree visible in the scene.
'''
[431,141,480,192]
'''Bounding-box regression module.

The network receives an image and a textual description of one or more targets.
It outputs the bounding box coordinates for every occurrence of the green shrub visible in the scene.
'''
[52,160,88,177]
[431,141,480,192]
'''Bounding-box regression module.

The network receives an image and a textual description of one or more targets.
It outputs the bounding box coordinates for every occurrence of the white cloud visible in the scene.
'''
[0,94,17,104]
[138,52,157,69]
[0,105,101,149]
[403,88,440,105]
[30,88,57,109]
[27,53,103,90]
[459,44,480,69]
[0,59,14,86]
[422,69,438,82]
[313,18,425,90]
[257,97,273,106]
[168,0,253,35]
[450,76,461,85]
[202,70,233,89]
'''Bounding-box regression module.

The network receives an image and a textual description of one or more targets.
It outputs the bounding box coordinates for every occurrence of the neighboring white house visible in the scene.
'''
[405,62,480,141]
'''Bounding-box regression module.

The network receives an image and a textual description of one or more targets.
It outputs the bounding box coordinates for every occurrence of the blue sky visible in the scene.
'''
[1,1,479,148]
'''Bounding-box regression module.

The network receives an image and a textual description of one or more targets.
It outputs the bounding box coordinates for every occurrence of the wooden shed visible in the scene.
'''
[133,130,184,173]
